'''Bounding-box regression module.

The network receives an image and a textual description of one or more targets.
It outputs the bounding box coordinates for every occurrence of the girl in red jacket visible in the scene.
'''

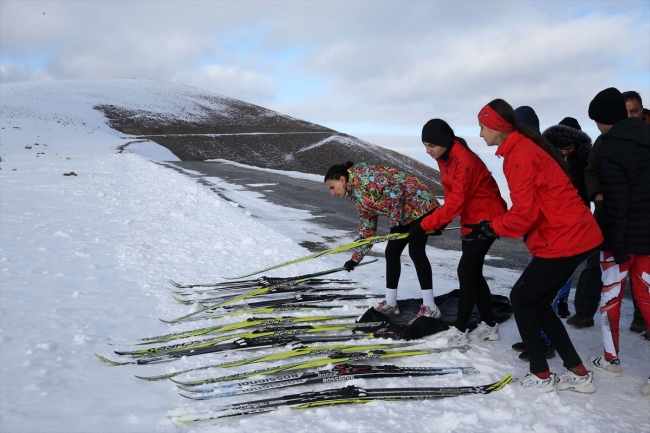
[410,119,507,344]
[466,99,603,393]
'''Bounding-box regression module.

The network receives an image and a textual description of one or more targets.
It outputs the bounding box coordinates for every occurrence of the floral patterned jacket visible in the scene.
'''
[345,162,439,262]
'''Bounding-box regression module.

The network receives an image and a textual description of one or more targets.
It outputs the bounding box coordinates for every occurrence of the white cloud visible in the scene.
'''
[171,65,275,103]
[0,1,647,134]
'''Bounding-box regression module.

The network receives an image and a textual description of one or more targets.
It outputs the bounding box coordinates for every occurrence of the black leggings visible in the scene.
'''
[385,222,431,290]
[454,238,496,332]
[510,250,592,373]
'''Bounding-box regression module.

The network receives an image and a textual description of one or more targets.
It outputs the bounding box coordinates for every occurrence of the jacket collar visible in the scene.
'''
[495,131,523,158]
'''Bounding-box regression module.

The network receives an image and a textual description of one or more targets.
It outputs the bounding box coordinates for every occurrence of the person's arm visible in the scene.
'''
[598,142,630,263]
[584,137,602,202]
[349,207,379,263]
[490,155,538,238]
[421,158,471,231]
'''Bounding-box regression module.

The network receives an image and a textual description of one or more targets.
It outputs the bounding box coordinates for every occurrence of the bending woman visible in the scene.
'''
[410,119,507,345]
[466,99,602,393]
[324,162,441,319]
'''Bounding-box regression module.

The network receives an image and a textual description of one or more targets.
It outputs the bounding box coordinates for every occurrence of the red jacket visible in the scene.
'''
[421,141,507,235]
[490,131,603,258]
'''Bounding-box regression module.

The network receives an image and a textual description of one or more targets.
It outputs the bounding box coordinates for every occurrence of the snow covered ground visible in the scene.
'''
[1,80,648,433]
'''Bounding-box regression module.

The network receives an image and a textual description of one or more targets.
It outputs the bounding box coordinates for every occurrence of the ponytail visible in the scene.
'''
[324,161,354,182]
[487,99,571,177]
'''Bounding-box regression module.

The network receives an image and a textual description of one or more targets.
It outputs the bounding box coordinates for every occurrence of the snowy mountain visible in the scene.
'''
[2,79,443,193]
[1,79,648,433]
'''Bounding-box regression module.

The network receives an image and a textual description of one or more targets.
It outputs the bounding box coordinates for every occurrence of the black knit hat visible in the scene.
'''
[559,117,581,131]
[588,88,628,125]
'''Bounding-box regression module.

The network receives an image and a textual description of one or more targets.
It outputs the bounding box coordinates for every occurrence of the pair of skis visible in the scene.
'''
[179,363,478,400]
[164,259,378,323]
[172,374,513,422]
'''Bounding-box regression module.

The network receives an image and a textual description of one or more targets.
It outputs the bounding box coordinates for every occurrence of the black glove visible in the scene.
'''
[408,221,426,238]
[428,223,447,236]
[462,220,499,241]
[343,260,358,272]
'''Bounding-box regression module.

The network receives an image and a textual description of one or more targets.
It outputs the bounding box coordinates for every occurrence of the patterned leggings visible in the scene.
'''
[599,252,650,359]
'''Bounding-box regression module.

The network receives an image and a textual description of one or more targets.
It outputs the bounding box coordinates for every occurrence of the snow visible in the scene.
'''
[1,79,649,433]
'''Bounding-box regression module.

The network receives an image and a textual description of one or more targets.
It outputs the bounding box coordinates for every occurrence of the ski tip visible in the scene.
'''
[486,374,513,393]
[95,353,126,366]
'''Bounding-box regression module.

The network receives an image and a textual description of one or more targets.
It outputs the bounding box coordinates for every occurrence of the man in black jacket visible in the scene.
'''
[586,88,650,392]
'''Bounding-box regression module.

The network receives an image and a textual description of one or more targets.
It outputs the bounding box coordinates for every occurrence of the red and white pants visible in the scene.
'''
[599,251,650,359]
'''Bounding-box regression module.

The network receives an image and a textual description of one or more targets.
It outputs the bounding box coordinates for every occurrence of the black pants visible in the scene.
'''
[454,238,495,332]
[573,249,602,317]
[511,250,592,373]
[385,222,431,290]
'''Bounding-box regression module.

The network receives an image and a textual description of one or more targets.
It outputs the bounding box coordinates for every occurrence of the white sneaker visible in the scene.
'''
[468,321,500,342]
[435,326,469,346]
[373,300,399,315]
[643,377,650,396]
[556,369,595,393]
[514,371,557,392]
[589,355,622,376]
[407,304,441,325]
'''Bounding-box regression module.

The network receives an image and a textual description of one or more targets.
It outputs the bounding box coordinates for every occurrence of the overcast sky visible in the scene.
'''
[1,0,649,174]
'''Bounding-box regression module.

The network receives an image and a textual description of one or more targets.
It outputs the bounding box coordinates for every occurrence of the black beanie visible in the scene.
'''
[588,88,628,125]
[559,117,581,131]
[421,126,453,147]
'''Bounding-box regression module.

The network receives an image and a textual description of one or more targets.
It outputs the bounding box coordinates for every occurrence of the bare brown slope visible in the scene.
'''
[94,94,442,194]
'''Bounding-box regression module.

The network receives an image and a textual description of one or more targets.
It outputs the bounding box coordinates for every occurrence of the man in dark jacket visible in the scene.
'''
[622,90,650,125]
[586,88,650,387]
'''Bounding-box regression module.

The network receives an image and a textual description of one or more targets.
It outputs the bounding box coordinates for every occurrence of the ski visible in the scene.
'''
[222,228,460,280]
[96,333,383,366]
[223,234,410,280]
[175,304,368,322]
[169,277,354,290]
[106,322,385,359]
[173,373,511,422]
[163,261,378,323]
[171,346,471,386]
[134,314,361,344]
[172,286,362,306]
[133,342,412,381]
[180,364,478,399]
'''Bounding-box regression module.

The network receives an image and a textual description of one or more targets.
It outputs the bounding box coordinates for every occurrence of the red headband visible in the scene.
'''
[478,105,514,132]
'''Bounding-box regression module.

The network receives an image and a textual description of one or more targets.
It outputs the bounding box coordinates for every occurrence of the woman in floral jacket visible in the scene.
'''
[324,162,440,320]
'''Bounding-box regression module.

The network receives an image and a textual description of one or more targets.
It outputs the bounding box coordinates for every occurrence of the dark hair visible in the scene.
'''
[622,91,642,105]
[487,99,570,177]
[324,161,354,182]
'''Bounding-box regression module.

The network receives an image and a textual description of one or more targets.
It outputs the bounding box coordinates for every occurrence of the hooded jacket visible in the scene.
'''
[542,125,593,206]
[420,140,507,235]
[345,162,439,262]
[597,117,650,262]
[489,131,603,258]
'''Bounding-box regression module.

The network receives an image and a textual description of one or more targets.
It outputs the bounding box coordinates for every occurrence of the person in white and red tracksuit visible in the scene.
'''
[585,88,650,397]
[465,98,603,393]
[409,118,507,345]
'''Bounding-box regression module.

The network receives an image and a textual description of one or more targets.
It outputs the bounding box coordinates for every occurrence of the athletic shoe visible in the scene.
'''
[629,316,646,333]
[566,313,594,328]
[513,371,557,392]
[468,321,500,342]
[642,330,650,341]
[511,341,526,352]
[407,304,441,325]
[519,344,556,361]
[555,369,595,393]
[557,300,570,318]
[435,326,469,346]
[373,300,399,315]
[643,377,650,396]
[589,355,622,376]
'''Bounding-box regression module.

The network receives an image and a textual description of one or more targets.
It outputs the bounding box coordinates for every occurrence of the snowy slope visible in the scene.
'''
[1,80,649,433]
